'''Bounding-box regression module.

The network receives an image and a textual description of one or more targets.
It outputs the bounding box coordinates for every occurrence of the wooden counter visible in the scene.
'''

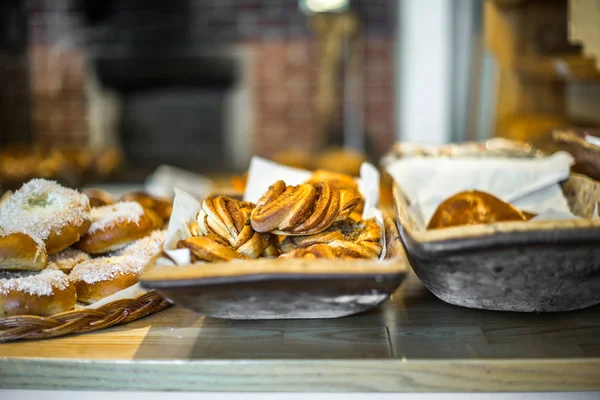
[1,272,600,392]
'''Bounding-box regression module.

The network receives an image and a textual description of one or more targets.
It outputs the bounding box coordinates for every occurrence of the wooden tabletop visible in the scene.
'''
[1,271,600,392]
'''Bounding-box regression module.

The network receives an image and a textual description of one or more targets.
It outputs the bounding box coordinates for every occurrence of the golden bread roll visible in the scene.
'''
[77,202,160,254]
[0,269,76,316]
[427,190,529,229]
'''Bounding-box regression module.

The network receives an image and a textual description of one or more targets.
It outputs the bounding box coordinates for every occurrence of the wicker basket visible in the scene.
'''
[0,291,171,342]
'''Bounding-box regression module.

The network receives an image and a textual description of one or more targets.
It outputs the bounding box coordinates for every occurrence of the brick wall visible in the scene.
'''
[22,0,396,159]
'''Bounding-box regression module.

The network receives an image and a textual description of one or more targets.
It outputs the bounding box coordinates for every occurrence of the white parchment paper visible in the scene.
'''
[386,151,576,228]
[162,156,386,264]
[585,134,600,147]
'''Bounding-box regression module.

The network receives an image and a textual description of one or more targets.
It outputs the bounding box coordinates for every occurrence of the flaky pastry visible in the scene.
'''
[250,180,361,236]
[280,218,382,259]
[197,196,271,258]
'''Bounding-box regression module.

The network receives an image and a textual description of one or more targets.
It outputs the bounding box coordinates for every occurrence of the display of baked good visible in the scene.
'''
[0,179,171,318]
[250,180,361,235]
[77,201,160,254]
[0,179,91,254]
[427,190,531,229]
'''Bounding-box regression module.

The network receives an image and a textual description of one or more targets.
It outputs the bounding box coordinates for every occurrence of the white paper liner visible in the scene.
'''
[585,134,600,147]
[386,151,577,229]
[84,282,147,309]
[162,156,386,264]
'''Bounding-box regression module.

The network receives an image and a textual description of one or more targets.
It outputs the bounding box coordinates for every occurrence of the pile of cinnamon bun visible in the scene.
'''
[0,179,171,316]
[178,170,383,262]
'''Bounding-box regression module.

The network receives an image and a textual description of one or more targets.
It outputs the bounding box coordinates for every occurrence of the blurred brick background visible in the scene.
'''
[2,0,396,161]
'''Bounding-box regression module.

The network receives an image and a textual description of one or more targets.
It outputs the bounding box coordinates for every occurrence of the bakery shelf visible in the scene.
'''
[0,273,599,392]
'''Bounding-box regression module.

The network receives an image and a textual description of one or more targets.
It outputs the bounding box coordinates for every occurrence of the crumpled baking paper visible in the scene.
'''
[386,151,576,229]
[162,156,386,264]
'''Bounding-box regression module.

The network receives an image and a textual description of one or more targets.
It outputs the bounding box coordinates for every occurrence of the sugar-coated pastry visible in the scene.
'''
[0,179,91,254]
[69,256,145,304]
[77,201,159,254]
[427,190,529,229]
[82,188,115,208]
[0,227,48,271]
[0,269,76,316]
[115,229,166,261]
[120,191,172,223]
[250,180,361,236]
[197,196,271,258]
[47,247,90,274]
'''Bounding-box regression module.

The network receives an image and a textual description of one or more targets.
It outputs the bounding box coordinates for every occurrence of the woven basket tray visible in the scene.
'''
[0,291,172,342]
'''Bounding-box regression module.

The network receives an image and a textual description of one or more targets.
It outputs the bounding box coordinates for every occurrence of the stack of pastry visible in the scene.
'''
[178,171,383,262]
[0,179,170,316]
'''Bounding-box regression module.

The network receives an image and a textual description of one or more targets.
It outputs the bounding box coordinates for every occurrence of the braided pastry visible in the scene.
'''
[250,180,361,236]
[306,170,365,218]
[197,196,272,258]
[280,219,382,259]
[177,234,249,262]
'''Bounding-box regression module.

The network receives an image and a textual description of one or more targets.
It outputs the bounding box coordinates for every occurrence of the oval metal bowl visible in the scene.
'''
[394,173,600,312]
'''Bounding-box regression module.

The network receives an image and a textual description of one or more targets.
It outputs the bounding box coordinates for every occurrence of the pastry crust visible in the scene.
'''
[250,180,361,236]
[77,202,159,254]
[427,190,529,229]
[0,269,76,316]
[0,228,48,271]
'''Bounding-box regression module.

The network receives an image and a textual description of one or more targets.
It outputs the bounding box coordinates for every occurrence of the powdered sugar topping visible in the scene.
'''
[116,229,166,261]
[48,247,90,272]
[87,201,144,234]
[0,268,71,296]
[0,179,90,241]
[69,256,146,284]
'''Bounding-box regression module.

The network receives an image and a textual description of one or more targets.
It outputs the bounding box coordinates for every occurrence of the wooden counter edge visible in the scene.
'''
[1,358,599,392]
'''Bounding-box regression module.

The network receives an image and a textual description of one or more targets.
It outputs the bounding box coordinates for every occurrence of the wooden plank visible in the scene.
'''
[0,358,599,392]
